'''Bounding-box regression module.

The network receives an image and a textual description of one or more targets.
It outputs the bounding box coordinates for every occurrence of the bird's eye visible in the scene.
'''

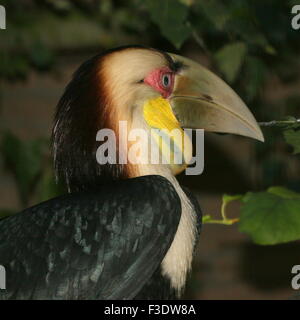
[162,74,171,88]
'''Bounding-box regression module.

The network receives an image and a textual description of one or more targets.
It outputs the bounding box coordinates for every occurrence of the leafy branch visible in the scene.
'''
[259,117,300,155]
[204,185,300,245]
[259,118,300,128]
[203,118,300,245]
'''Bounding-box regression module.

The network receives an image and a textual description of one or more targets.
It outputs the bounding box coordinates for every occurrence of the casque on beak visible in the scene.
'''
[168,54,264,142]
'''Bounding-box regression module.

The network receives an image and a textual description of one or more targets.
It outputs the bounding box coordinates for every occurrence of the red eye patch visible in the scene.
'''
[144,67,175,99]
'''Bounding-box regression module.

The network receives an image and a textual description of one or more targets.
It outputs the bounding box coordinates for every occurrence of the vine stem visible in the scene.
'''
[202,195,242,225]
[259,119,300,127]
[203,218,239,225]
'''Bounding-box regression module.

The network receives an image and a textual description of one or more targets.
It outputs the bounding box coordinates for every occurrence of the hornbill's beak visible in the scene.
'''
[169,54,264,142]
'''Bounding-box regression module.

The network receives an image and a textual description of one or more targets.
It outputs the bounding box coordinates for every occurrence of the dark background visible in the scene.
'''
[0,0,300,299]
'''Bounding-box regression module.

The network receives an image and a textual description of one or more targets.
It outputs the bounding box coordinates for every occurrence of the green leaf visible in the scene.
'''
[244,56,266,101]
[36,165,64,203]
[239,187,300,245]
[46,0,72,11]
[1,133,47,205]
[196,0,230,31]
[214,42,247,83]
[283,129,300,155]
[146,0,192,48]
[222,193,243,205]
[29,41,54,70]
[268,186,300,199]
[178,0,193,5]
[202,214,212,223]
[0,53,29,80]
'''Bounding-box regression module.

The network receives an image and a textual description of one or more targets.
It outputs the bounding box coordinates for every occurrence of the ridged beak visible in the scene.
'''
[168,54,264,142]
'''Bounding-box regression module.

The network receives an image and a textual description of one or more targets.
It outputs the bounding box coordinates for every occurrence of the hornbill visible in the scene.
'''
[0,46,263,300]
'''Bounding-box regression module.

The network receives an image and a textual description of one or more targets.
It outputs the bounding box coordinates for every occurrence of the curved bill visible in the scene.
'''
[168,53,264,142]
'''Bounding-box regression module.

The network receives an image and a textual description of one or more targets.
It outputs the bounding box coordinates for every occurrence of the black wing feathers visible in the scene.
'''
[0,175,181,300]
